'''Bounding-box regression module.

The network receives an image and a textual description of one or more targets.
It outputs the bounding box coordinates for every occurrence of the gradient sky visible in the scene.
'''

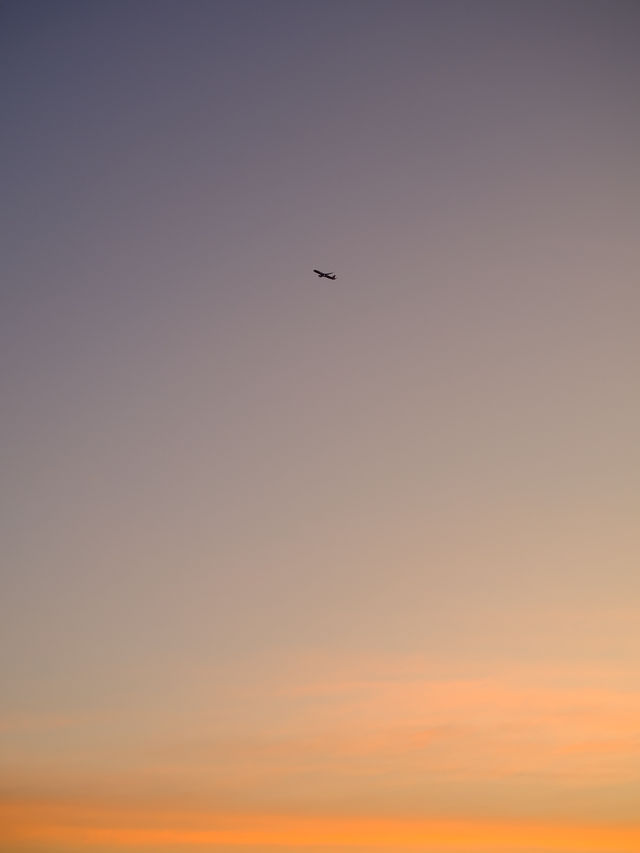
[2,1,640,851]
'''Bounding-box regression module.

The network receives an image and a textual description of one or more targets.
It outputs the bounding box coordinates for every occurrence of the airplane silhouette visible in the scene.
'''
[313,269,337,280]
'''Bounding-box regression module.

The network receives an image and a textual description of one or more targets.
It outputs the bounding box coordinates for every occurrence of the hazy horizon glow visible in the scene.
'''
[2,1,640,851]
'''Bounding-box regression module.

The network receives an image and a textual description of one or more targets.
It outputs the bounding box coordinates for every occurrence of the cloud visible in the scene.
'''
[112,664,640,808]
[250,664,640,785]
[4,654,639,850]
[2,795,640,852]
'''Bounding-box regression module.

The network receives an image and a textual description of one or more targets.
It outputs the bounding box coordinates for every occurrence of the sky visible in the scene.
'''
[2,1,640,851]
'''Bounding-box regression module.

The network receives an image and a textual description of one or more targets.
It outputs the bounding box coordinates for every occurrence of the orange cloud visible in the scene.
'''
[167,672,640,789]
[3,796,640,851]
[4,657,639,850]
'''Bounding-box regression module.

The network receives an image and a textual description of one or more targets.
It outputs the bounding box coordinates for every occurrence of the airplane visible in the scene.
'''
[313,269,337,280]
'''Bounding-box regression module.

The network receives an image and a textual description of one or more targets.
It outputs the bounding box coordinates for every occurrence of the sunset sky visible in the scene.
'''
[2,1,640,851]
